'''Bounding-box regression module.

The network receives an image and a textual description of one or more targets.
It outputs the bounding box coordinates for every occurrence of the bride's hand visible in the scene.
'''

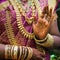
[33,6,55,39]
[31,48,45,60]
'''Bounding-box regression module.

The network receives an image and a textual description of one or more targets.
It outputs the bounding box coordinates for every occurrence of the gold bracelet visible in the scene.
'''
[18,46,23,60]
[34,34,48,43]
[11,45,14,59]
[13,46,18,60]
[36,34,54,47]
[8,45,11,59]
[5,45,11,59]
[26,47,33,60]
[24,47,28,60]
[21,46,25,60]
[5,45,9,59]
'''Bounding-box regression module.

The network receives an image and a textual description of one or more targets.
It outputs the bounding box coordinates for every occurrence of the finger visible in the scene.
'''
[39,50,45,57]
[42,18,48,26]
[49,14,54,25]
[46,16,50,22]
[49,8,53,17]
[43,6,49,19]
[42,6,47,14]
[41,6,47,18]
[46,5,49,15]
[46,6,49,14]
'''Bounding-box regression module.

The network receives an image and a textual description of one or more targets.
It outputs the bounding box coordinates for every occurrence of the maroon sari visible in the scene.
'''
[0,0,50,60]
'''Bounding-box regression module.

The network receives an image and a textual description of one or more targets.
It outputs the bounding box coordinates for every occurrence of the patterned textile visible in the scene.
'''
[0,0,58,60]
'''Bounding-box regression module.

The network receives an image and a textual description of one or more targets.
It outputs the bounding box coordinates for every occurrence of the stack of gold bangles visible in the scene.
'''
[5,45,33,60]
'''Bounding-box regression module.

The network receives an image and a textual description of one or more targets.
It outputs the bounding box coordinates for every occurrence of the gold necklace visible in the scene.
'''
[7,1,45,58]
[8,0,43,40]
[5,10,18,45]
[8,0,47,40]
[9,0,35,39]
[15,0,36,25]
[17,0,30,13]
[34,0,42,18]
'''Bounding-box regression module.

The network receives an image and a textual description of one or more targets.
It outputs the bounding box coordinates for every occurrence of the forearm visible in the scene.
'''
[51,35,60,48]
[35,33,60,49]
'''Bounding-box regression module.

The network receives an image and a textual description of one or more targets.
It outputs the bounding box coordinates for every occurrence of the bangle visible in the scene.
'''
[34,34,48,43]
[13,46,18,60]
[5,45,8,59]
[5,45,11,59]
[11,45,14,59]
[26,47,33,60]
[21,46,25,60]
[18,46,23,60]
[24,47,28,60]
[36,34,54,47]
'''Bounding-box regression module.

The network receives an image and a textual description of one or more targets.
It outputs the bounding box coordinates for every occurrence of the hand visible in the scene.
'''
[31,48,45,60]
[33,6,55,39]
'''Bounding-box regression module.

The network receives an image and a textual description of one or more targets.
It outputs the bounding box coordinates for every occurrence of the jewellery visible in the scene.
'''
[26,47,33,60]
[23,47,28,60]
[34,34,48,43]
[36,34,54,47]
[18,46,23,60]
[5,45,11,59]
[5,45,8,59]
[21,46,25,60]
[34,0,42,18]
[13,46,18,60]
[9,0,35,39]
[5,10,18,45]
[11,45,14,59]
[17,0,31,13]
[15,0,35,25]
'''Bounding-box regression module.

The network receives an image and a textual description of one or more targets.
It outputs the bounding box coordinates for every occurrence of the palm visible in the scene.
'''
[33,18,49,39]
[33,6,56,39]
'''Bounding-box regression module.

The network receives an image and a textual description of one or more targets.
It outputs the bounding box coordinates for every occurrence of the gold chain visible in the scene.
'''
[8,0,43,40]
[7,0,44,41]
[6,1,45,58]
[5,10,18,45]
[34,0,42,18]
[15,0,36,25]
[9,0,35,39]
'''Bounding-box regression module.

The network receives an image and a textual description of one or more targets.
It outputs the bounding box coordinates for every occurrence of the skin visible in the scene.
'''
[33,6,54,39]
[0,0,60,59]
[0,0,45,59]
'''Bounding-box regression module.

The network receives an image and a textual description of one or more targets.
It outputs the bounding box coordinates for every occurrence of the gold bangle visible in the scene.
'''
[36,34,54,47]
[26,47,33,60]
[34,34,48,43]
[11,45,14,59]
[13,46,18,60]
[24,47,28,60]
[5,45,9,59]
[18,46,23,60]
[5,45,11,59]
[8,45,11,59]
[21,46,25,60]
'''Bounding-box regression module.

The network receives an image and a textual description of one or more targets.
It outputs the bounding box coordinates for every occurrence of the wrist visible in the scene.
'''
[5,45,33,60]
[34,34,48,43]
[35,34,54,47]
